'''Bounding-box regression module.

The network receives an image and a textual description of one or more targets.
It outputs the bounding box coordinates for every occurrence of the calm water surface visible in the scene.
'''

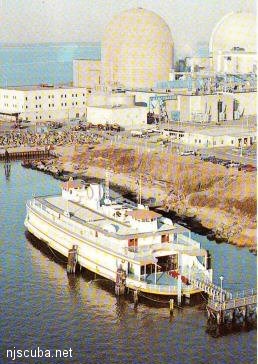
[0,163,257,364]
[0,43,101,87]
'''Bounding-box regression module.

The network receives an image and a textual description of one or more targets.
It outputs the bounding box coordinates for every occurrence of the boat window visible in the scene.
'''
[141,264,155,275]
[128,238,138,252]
[161,234,169,243]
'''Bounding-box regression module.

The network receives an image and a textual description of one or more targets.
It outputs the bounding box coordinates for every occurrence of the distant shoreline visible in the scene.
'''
[0,42,101,47]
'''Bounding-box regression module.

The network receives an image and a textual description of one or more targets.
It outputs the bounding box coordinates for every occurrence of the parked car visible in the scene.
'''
[200,154,210,161]
[212,158,225,165]
[205,156,216,162]
[180,150,196,156]
[226,162,241,168]
[219,159,232,166]
[131,130,143,137]
[238,164,257,172]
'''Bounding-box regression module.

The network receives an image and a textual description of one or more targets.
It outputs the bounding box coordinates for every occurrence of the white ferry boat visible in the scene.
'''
[24,179,213,298]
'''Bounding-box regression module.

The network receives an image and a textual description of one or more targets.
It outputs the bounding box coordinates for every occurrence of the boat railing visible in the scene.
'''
[181,267,211,281]
[176,234,200,249]
[124,240,205,261]
[126,275,178,294]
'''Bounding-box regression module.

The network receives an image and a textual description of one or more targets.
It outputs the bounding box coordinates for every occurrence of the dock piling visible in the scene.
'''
[206,290,257,335]
[67,245,78,274]
[133,290,138,307]
[169,299,174,315]
[177,274,182,306]
[115,267,126,296]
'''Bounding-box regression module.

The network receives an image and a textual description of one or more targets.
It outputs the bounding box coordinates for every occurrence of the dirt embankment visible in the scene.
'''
[51,142,257,252]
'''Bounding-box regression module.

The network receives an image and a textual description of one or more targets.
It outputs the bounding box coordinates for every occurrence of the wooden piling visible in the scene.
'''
[177,274,182,306]
[115,267,126,296]
[133,290,138,307]
[169,299,174,315]
[67,245,78,274]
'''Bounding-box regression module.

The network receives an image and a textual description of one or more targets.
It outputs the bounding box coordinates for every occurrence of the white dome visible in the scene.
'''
[209,12,256,54]
[102,8,173,89]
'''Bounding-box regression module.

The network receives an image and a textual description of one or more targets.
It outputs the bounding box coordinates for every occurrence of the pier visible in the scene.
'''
[0,148,53,162]
[206,289,257,336]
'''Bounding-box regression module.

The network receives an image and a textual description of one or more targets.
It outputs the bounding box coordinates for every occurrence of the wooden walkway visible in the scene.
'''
[0,149,53,161]
[186,273,231,301]
[207,292,257,312]
[185,271,257,329]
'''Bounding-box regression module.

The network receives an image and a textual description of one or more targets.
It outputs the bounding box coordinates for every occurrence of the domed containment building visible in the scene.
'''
[102,8,173,89]
[209,12,256,74]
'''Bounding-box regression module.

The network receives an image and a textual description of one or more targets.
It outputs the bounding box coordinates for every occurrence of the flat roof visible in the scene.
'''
[127,210,162,220]
[4,84,85,91]
[38,196,186,239]
[87,105,146,109]
[185,127,255,137]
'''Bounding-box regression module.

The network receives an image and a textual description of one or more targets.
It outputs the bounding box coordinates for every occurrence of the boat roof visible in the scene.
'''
[126,210,161,220]
[61,179,84,191]
[37,195,189,239]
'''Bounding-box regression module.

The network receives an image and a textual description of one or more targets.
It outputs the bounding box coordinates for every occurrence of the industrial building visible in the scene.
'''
[73,60,101,89]
[209,12,256,74]
[165,90,256,123]
[180,127,256,148]
[1,8,256,129]
[0,85,88,122]
[86,92,147,128]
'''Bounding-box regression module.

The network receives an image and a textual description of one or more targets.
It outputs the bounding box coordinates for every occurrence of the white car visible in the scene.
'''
[131,130,143,137]
[180,150,196,156]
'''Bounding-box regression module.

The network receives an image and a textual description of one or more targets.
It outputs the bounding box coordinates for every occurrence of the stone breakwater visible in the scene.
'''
[0,130,101,148]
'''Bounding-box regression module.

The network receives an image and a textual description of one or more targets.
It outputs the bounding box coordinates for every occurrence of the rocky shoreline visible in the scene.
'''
[21,156,257,255]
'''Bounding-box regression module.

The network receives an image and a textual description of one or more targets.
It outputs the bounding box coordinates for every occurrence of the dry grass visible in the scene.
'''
[61,143,256,248]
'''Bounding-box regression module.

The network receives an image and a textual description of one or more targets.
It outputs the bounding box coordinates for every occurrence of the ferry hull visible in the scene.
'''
[25,200,208,298]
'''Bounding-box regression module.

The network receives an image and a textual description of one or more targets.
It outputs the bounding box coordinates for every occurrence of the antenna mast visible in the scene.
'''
[137,174,142,205]
[104,169,111,204]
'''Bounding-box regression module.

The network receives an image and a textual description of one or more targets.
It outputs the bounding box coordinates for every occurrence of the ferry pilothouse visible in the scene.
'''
[24,178,213,299]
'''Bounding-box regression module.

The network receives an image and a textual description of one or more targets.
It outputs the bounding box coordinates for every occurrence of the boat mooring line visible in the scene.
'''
[45,243,68,264]
[138,292,183,308]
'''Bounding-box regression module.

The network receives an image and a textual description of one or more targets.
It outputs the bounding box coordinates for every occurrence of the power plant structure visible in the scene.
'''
[101,8,173,89]
[209,11,256,74]
[0,8,257,129]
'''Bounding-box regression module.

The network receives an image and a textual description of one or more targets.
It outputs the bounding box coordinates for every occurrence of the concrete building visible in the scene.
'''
[86,92,147,128]
[86,105,148,129]
[180,127,256,148]
[101,8,173,89]
[185,57,212,73]
[0,85,88,122]
[165,91,256,123]
[210,12,257,74]
[73,60,101,89]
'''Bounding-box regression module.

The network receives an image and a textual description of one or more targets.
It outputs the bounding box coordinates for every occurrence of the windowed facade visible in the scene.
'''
[0,87,87,122]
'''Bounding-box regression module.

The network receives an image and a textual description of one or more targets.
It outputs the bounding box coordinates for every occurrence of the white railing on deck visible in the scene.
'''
[177,234,200,249]
[127,277,178,293]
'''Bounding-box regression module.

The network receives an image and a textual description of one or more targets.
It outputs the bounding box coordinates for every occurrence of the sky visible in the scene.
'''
[0,0,256,57]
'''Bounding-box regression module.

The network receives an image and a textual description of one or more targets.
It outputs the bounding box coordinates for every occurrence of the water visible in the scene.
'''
[0,163,257,364]
[0,43,101,87]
